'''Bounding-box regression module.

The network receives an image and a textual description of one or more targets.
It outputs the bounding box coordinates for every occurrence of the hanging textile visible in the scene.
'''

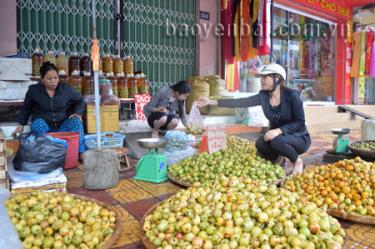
[240,0,250,61]
[225,62,240,92]
[370,29,375,77]
[249,0,260,59]
[221,0,234,64]
[351,32,362,78]
[365,30,374,76]
[359,31,366,77]
[258,0,271,56]
[234,4,241,61]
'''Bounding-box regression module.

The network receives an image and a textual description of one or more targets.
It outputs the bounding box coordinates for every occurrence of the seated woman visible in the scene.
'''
[197,63,311,174]
[144,81,191,138]
[12,62,86,153]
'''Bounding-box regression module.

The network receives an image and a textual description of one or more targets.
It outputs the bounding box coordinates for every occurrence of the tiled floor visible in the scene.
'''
[65,129,375,249]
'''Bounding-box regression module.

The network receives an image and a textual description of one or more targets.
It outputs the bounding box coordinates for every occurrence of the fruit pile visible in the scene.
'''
[143,176,346,249]
[168,137,284,185]
[186,123,204,136]
[6,192,116,249]
[351,141,375,152]
[284,157,375,217]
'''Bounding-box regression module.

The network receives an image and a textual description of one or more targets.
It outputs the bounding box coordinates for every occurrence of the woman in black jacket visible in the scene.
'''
[12,62,86,152]
[197,63,311,174]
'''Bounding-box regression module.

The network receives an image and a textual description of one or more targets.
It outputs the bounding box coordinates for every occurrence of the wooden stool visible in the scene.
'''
[114,147,132,172]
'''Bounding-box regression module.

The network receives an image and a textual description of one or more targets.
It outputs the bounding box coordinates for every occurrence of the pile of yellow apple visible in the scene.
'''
[6,192,116,249]
[143,176,345,249]
[168,137,284,185]
[284,157,375,217]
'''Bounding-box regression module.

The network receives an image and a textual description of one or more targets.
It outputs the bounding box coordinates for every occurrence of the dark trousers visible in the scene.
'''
[255,134,311,163]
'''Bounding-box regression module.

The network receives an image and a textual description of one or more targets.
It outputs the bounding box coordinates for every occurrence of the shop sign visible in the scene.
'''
[134,94,151,120]
[207,125,227,154]
[302,0,350,18]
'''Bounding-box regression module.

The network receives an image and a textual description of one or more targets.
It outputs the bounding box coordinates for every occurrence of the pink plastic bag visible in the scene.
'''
[186,102,205,135]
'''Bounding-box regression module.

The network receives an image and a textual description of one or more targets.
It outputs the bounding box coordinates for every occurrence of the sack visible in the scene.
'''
[186,102,205,134]
[14,133,67,173]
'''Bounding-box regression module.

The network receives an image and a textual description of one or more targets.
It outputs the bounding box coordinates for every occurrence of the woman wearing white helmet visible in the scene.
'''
[197,63,310,174]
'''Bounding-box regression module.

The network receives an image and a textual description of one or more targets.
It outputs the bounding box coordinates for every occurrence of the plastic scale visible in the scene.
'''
[331,128,350,153]
[133,138,168,183]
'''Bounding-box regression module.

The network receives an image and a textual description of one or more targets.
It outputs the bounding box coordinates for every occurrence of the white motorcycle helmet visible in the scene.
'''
[255,63,287,93]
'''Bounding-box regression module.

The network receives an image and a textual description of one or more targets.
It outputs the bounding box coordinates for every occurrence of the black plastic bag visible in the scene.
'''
[14,133,67,173]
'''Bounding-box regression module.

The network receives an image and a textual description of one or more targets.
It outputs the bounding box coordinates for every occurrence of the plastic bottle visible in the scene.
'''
[137,73,148,94]
[106,72,118,97]
[127,74,138,98]
[103,54,114,74]
[80,54,91,74]
[56,51,69,76]
[123,56,134,75]
[68,70,82,94]
[116,73,128,98]
[81,72,93,96]
[69,53,81,76]
[31,48,44,77]
[114,55,124,75]
[43,51,56,65]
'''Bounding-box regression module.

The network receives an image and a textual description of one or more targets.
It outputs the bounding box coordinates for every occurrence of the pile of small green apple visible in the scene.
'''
[168,137,284,185]
[284,157,375,217]
[143,176,346,249]
[351,141,375,152]
[6,191,116,249]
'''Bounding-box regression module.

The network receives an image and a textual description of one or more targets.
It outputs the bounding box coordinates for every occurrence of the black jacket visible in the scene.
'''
[218,88,310,137]
[17,83,85,129]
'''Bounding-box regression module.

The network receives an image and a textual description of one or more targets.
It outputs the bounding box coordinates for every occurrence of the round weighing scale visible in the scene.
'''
[133,138,168,183]
[331,128,350,153]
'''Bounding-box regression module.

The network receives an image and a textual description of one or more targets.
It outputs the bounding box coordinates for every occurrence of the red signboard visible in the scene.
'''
[134,94,151,120]
[207,125,227,154]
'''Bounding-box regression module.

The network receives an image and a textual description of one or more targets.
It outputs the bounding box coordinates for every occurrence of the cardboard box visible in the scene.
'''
[85,105,119,133]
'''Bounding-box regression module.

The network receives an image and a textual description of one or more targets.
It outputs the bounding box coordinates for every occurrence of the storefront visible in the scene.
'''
[223,0,373,105]
[272,0,353,104]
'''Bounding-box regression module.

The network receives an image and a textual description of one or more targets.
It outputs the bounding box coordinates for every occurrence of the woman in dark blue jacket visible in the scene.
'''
[12,62,86,152]
[197,63,311,174]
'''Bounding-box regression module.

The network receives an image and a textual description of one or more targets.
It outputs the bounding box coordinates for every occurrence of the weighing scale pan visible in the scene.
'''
[331,128,350,135]
[137,138,167,149]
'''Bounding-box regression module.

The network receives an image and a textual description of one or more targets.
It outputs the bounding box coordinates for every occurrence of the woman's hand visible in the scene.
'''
[11,126,24,138]
[69,114,82,121]
[264,128,282,142]
[196,97,218,108]
[153,107,167,113]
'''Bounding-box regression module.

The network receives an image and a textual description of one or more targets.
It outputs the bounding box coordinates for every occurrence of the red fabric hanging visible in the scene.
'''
[221,0,235,64]
[365,30,374,76]
[258,0,271,56]
[240,0,250,61]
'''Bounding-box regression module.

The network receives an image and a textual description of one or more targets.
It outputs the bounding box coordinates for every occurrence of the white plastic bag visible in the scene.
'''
[235,106,268,127]
[164,131,188,152]
[165,147,197,166]
[186,102,205,134]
